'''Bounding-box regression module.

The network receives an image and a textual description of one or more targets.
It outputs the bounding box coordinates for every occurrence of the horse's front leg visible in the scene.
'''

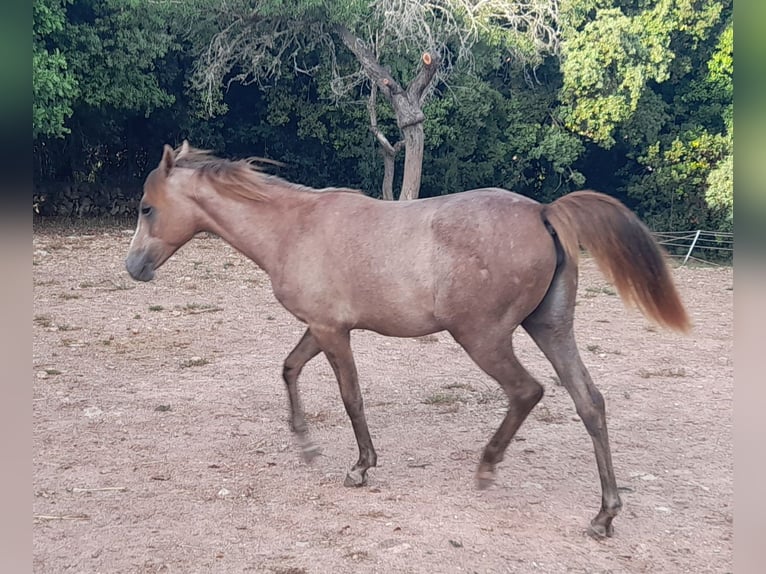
[283,329,322,462]
[311,326,377,487]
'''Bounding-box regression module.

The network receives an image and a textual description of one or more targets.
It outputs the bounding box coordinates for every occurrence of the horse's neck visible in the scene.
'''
[197,183,308,274]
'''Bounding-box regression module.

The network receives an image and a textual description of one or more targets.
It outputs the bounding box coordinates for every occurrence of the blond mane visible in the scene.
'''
[172,145,360,201]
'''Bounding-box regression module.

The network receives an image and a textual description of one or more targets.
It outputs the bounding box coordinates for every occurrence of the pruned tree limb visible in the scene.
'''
[336,25,404,99]
[407,51,441,107]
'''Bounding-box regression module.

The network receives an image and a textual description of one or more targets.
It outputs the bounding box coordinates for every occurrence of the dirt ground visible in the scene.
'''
[33,227,733,574]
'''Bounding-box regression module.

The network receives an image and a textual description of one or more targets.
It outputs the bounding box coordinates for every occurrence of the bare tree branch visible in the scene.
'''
[336,25,403,99]
[408,51,441,104]
[367,85,400,155]
[367,84,403,201]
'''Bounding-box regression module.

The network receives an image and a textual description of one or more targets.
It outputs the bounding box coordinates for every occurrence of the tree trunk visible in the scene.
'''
[400,124,424,201]
[337,25,439,201]
[380,148,395,201]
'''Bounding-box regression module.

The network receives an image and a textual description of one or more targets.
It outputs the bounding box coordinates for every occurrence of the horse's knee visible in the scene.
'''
[502,376,544,406]
[528,381,545,405]
[588,386,605,411]
[518,380,544,409]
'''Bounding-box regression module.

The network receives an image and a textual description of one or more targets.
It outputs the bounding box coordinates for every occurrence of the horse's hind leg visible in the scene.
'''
[522,267,622,538]
[452,328,544,489]
[283,328,322,462]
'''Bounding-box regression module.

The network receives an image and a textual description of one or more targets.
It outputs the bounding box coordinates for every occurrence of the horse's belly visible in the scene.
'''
[347,283,441,337]
[353,307,441,338]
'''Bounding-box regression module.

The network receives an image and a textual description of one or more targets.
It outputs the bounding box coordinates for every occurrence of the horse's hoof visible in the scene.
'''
[587,520,614,540]
[343,469,367,487]
[475,473,495,490]
[301,444,322,463]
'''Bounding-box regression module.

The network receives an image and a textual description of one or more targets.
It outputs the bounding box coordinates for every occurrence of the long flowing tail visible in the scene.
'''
[542,190,690,332]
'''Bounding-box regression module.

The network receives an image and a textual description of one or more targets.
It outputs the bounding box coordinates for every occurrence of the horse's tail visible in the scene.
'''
[542,190,690,332]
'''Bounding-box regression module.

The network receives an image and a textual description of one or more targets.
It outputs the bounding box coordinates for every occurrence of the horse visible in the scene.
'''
[126,142,689,538]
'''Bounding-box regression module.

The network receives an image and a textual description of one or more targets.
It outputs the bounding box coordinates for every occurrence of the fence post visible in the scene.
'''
[682,230,702,265]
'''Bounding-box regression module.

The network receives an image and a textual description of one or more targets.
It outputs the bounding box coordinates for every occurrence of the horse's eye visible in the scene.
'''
[141,205,153,216]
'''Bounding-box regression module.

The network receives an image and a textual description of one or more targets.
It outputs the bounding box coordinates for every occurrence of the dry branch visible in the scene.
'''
[34,514,90,521]
[71,486,128,493]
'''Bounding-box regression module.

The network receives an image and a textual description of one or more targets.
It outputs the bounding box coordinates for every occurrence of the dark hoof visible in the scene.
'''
[587,520,614,540]
[344,469,367,487]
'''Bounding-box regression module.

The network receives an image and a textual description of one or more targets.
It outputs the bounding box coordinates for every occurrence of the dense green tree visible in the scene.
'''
[34,0,180,184]
[33,0,78,138]
[702,22,733,228]
[61,0,175,113]
[559,0,732,231]
[621,12,732,231]
[423,62,584,200]
[559,0,723,147]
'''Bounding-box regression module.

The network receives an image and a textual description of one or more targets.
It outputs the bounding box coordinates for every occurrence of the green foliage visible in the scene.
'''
[625,131,729,230]
[562,0,733,234]
[33,0,78,137]
[707,23,733,99]
[559,0,723,147]
[34,0,177,139]
[60,0,176,114]
[421,65,585,200]
[701,22,733,226]
[705,151,732,229]
[34,0,183,194]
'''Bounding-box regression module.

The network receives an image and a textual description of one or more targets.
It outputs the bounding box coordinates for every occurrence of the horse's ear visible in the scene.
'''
[178,140,191,158]
[160,144,175,176]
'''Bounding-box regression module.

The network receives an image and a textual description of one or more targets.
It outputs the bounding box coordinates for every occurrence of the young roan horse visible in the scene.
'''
[126,142,689,538]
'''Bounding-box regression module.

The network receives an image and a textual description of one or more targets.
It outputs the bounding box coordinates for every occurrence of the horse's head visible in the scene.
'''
[125,142,199,281]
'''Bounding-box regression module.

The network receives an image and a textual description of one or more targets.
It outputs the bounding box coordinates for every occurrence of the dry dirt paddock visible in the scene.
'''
[33,227,733,574]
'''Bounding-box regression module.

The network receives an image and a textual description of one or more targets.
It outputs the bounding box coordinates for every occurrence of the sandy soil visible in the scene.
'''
[33,228,733,573]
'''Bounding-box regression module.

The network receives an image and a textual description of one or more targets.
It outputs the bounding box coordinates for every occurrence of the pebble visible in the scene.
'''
[83,406,103,418]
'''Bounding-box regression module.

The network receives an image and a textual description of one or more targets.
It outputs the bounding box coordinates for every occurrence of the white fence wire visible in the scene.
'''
[652,230,733,266]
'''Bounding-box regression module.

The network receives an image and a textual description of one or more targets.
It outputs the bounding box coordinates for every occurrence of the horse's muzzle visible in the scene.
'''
[125,250,156,282]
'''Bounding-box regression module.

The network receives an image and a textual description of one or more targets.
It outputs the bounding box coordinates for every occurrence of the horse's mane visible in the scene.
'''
[172,145,360,202]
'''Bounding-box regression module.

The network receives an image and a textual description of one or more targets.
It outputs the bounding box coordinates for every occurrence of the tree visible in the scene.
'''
[35,0,180,183]
[56,0,176,125]
[33,0,78,138]
[192,0,561,199]
[623,8,732,232]
[33,0,733,238]
[702,21,733,228]
[558,0,732,232]
[558,0,724,148]
[423,63,585,201]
